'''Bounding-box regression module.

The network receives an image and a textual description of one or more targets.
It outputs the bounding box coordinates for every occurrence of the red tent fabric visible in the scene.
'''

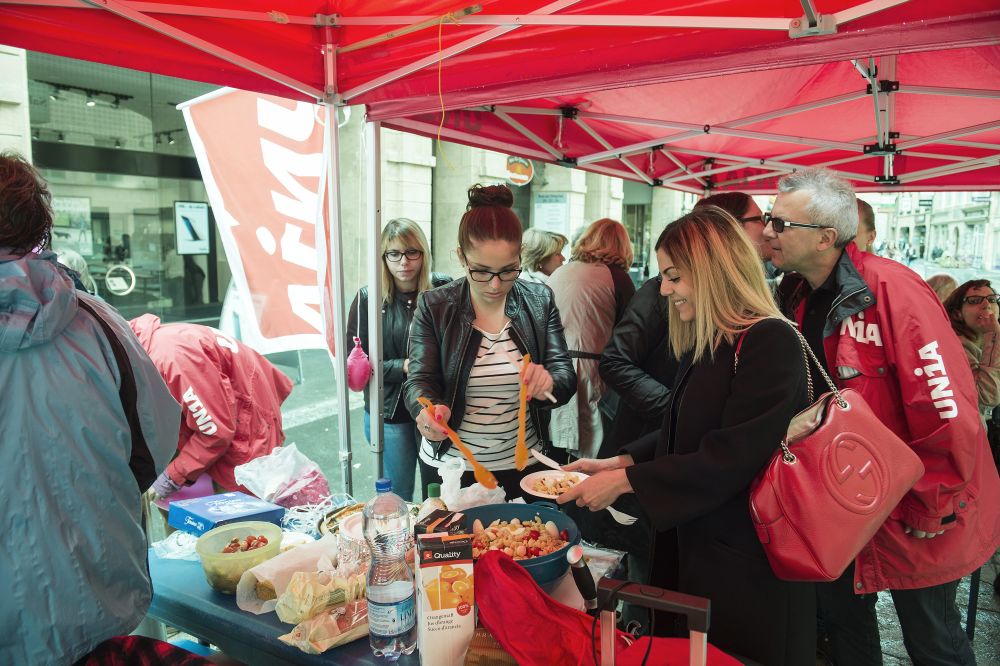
[1,1,998,190]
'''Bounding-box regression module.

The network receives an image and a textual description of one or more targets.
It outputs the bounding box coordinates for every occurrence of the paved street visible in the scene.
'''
[276,349,384,505]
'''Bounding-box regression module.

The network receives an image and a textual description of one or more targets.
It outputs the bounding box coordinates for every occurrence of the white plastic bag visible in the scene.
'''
[438,457,506,511]
[151,531,199,561]
[234,443,331,508]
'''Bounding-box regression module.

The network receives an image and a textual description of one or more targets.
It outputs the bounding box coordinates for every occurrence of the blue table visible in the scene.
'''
[148,552,418,666]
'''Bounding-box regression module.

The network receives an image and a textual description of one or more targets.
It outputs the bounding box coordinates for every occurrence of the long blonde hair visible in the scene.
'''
[381,218,432,303]
[571,218,633,269]
[657,206,784,362]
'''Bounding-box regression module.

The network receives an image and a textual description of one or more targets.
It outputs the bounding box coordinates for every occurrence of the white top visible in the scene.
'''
[419,323,539,470]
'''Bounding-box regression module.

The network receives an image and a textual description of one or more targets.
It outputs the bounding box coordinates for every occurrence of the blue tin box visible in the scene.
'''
[167,491,285,536]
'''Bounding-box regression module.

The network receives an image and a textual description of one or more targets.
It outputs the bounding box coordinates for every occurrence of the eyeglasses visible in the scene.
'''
[739,215,765,225]
[468,267,522,282]
[763,212,827,233]
[963,295,999,305]
[383,249,423,262]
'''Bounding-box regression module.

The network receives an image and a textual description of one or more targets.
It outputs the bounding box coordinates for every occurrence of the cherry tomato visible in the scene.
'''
[559,529,570,542]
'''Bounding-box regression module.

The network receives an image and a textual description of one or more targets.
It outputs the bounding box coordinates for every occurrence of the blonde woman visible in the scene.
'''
[346,218,450,501]
[547,218,635,459]
[559,207,815,665]
[519,228,567,284]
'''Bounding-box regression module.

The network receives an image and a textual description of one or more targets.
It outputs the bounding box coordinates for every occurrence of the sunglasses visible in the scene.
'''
[739,214,764,225]
[383,249,423,262]
[763,212,827,233]
[963,295,999,305]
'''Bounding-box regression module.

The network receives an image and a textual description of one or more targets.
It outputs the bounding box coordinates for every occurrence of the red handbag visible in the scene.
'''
[741,322,925,582]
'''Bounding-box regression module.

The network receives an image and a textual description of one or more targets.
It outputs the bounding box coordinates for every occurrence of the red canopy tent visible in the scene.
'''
[1,1,997,191]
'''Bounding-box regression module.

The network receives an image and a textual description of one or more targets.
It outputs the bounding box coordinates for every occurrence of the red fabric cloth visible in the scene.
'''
[74,636,212,666]
[476,551,742,665]
[130,314,294,491]
[475,551,631,666]
[788,244,1000,593]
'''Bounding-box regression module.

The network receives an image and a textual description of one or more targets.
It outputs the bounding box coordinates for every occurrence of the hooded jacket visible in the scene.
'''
[777,244,1000,593]
[0,250,179,665]
[130,314,294,492]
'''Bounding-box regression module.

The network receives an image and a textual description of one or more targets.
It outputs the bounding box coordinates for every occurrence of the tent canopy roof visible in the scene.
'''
[1,0,998,191]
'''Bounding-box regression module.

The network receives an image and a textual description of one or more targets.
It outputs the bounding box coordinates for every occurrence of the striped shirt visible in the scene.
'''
[419,323,539,471]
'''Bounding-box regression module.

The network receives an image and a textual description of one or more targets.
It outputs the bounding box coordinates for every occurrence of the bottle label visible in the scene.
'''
[367,594,416,638]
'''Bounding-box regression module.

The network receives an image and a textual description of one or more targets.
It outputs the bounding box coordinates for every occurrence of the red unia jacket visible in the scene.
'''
[781,245,1000,593]
[130,314,294,492]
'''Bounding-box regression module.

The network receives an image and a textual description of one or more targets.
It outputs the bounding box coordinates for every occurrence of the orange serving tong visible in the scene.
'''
[417,396,498,489]
[515,354,531,471]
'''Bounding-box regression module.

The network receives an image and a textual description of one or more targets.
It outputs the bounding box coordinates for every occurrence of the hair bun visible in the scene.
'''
[467,184,514,210]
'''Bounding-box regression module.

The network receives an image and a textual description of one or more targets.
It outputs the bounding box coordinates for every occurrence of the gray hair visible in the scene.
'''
[778,168,858,248]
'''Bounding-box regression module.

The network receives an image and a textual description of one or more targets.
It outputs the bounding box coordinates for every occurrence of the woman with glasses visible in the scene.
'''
[403,184,575,499]
[942,280,1000,425]
[558,206,815,665]
[346,218,451,501]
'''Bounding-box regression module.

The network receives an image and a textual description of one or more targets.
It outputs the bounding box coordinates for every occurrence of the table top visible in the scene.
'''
[149,544,624,666]
[149,553,418,666]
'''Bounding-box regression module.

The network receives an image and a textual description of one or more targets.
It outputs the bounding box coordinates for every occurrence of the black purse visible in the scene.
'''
[77,298,157,492]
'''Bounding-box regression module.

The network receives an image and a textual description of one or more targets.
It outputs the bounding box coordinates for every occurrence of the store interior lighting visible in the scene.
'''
[39,80,133,109]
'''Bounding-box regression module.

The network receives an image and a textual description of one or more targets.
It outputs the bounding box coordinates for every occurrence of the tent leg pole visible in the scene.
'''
[366,121,385,481]
[325,103,353,497]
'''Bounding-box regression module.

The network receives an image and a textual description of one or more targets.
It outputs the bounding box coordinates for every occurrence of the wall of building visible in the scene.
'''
[0,46,31,156]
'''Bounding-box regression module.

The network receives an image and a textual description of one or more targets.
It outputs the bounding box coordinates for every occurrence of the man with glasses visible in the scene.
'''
[765,168,1000,666]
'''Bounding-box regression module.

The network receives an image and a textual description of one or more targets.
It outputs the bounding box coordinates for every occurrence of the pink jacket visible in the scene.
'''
[779,245,1000,593]
[130,314,293,491]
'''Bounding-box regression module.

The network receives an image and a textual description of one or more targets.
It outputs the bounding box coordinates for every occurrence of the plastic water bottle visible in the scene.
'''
[363,478,417,661]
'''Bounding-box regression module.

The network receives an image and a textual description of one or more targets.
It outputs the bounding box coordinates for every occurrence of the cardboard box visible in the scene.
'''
[167,492,285,536]
[414,509,466,537]
[416,534,475,666]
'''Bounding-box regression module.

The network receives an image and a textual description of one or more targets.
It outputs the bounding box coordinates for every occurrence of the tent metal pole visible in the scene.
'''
[386,117,553,160]
[658,149,708,187]
[897,154,1000,183]
[448,14,789,29]
[75,0,325,100]
[576,119,860,165]
[494,110,563,158]
[898,120,1000,151]
[322,43,354,496]
[365,121,384,480]
[575,118,654,185]
[339,0,585,102]
[834,0,912,25]
[899,85,1000,100]
[799,0,819,27]
[881,55,897,180]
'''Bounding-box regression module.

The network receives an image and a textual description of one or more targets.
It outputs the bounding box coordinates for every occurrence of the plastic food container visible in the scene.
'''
[195,521,282,594]
[462,502,580,587]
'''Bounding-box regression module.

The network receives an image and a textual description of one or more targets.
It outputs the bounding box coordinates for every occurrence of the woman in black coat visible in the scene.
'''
[560,206,815,665]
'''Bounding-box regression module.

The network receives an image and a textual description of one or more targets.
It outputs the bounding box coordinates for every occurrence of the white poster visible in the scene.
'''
[175,201,211,255]
[532,193,569,234]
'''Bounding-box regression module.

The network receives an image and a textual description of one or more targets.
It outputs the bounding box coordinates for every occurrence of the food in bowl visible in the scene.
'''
[221,535,270,553]
[531,473,582,496]
[471,516,569,561]
[196,521,282,594]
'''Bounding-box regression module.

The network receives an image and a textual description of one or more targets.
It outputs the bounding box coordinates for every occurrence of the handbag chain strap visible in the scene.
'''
[735,317,848,464]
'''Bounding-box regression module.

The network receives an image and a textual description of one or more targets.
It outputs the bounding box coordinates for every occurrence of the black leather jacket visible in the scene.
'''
[599,275,679,450]
[347,273,452,422]
[403,278,576,457]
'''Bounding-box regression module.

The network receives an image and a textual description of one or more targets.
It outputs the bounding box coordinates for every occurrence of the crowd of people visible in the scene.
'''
[4,143,1000,665]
